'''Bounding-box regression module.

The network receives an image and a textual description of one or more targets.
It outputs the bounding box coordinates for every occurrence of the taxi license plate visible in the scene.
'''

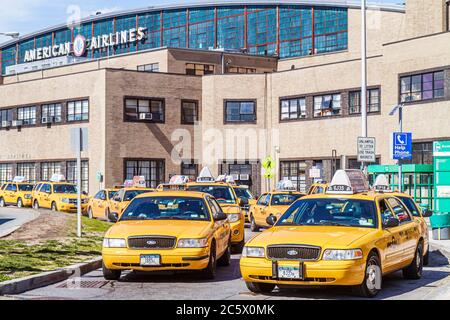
[277,263,304,280]
[140,254,160,266]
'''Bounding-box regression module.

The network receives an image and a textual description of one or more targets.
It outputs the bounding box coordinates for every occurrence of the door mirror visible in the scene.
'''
[239,197,248,206]
[248,199,257,206]
[266,215,278,226]
[108,212,119,223]
[383,217,400,228]
[421,209,433,218]
[214,212,228,222]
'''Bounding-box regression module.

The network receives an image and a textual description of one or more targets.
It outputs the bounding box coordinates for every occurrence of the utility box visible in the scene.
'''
[432,141,450,240]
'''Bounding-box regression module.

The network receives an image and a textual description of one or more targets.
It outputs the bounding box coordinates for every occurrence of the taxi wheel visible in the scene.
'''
[232,238,245,254]
[33,200,39,210]
[423,245,430,266]
[87,207,93,219]
[51,202,58,212]
[246,282,275,294]
[102,262,121,281]
[218,239,232,267]
[105,208,111,222]
[403,242,423,280]
[17,198,23,208]
[352,252,381,298]
[202,244,217,279]
[250,215,260,232]
[0,198,5,208]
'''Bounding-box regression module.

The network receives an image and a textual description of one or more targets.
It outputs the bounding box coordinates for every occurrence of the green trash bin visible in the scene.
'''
[430,212,450,240]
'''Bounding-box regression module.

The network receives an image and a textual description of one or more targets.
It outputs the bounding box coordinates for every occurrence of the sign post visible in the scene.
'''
[71,128,88,238]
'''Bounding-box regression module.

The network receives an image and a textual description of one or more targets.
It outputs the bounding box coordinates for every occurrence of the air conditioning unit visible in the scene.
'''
[231,174,240,181]
[12,120,23,127]
[240,174,250,181]
[139,113,153,120]
[42,116,55,124]
[1,121,11,128]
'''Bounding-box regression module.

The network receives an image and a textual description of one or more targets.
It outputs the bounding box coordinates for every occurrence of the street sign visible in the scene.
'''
[264,171,274,179]
[70,128,88,152]
[357,137,376,163]
[434,140,450,156]
[391,132,412,160]
[262,156,275,170]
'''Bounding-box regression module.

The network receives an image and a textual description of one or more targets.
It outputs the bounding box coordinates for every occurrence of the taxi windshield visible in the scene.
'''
[271,194,302,206]
[396,196,420,217]
[120,197,210,221]
[187,185,236,204]
[54,185,77,194]
[108,191,118,199]
[18,184,34,191]
[234,188,253,200]
[124,190,153,201]
[277,198,378,228]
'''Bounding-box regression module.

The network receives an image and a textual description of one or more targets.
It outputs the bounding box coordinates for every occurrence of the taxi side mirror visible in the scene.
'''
[422,209,433,218]
[214,212,228,222]
[266,215,277,226]
[239,198,248,206]
[383,217,399,229]
[248,199,257,206]
[108,212,119,223]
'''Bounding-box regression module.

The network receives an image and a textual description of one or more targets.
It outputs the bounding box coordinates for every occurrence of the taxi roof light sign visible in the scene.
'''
[12,176,27,183]
[326,170,369,195]
[276,179,296,191]
[197,167,215,182]
[50,174,66,182]
[123,176,146,188]
[373,174,393,193]
[169,175,190,185]
[216,175,236,184]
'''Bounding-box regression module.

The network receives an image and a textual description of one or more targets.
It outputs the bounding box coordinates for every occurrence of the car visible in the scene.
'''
[240,170,426,298]
[102,191,232,280]
[249,188,305,232]
[185,172,246,253]
[233,185,257,223]
[32,180,89,213]
[307,182,329,195]
[87,188,121,220]
[0,181,35,208]
[109,187,155,217]
[0,183,8,200]
[372,174,433,265]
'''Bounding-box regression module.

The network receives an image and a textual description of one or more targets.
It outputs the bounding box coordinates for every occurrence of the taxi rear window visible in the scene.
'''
[278,198,378,228]
[18,184,34,191]
[397,196,420,217]
[124,190,153,201]
[271,194,302,206]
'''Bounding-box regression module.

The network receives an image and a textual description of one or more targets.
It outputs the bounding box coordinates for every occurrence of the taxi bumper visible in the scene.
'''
[59,203,88,213]
[240,257,366,286]
[230,219,245,244]
[22,198,33,207]
[103,247,210,271]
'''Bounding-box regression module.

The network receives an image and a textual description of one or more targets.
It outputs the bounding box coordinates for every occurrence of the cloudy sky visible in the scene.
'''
[0,0,403,45]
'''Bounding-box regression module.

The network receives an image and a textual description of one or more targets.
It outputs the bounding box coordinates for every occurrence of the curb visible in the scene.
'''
[0,257,102,295]
[0,226,21,238]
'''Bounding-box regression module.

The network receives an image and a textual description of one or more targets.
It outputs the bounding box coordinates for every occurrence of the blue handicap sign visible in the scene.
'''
[392,132,412,160]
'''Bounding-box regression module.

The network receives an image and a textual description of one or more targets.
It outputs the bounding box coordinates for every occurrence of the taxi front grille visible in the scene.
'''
[127,236,176,249]
[267,245,321,261]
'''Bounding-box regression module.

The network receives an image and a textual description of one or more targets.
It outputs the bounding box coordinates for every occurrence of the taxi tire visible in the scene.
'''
[352,252,381,298]
[250,215,260,232]
[102,262,121,281]
[245,282,276,294]
[17,198,23,208]
[423,245,429,266]
[0,197,5,208]
[33,200,39,210]
[88,207,93,219]
[218,239,232,267]
[202,244,217,279]
[51,202,58,212]
[232,238,245,254]
[402,242,423,280]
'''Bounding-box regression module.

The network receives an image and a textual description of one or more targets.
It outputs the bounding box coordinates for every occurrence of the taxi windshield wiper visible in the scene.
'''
[317,221,349,227]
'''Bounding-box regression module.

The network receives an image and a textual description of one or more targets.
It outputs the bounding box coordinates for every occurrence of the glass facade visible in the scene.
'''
[1,4,349,74]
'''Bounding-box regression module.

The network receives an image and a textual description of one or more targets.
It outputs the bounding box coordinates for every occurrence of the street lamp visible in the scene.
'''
[0,32,20,39]
[389,103,406,191]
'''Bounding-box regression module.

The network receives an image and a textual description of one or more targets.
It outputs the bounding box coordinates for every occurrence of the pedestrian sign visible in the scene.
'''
[262,156,275,170]
[264,171,275,179]
[391,132,412,160]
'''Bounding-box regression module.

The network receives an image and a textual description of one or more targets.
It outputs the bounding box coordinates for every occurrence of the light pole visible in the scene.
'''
[389,104,405,192]
[0,32,20,39]
[360,0,368,173]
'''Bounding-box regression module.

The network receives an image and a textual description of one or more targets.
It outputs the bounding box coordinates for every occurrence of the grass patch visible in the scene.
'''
[0,215,112,282]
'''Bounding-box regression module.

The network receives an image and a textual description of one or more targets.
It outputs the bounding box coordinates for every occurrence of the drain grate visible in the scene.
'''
[56,280,109,289]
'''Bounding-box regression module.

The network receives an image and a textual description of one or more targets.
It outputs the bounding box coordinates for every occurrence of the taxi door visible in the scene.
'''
[386,197,421,265]
[378,198,404,272]
[255,194,271,226]
[92,190,107,218]
[207,197,230,255]
[110,189,124,214]
[3,183,16,204]
[39,184,53,208]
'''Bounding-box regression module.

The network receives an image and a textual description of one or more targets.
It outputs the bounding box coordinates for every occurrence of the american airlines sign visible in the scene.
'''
[24,27,147,63]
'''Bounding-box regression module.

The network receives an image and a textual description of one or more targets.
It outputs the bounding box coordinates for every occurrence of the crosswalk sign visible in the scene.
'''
[262,156,275,170]
[264,171,275,179]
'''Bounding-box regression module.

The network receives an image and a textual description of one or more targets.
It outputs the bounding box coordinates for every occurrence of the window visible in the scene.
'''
[404,142,433,165]
[163,10,187,48]
[40,162,62,181]
[66,161,89,193]
[17,106,37,125]
[257,194,270,206]
[181,161,198,181]
[280,161,307,192]
[124,98,165,122]
[181,100,199,124]
[137,63,159,72]
[67,100,89,122]
[280,97,306,120]
[0,109,13,124]
[313,94,341,117]
[226,67,257,74]
[94,190,106,200]
[125,160,165,188]
[17,163,37,183]
[347,157,380,170]
[186,63,214,76]
[314,8,348,54]
[0,164,13,183]
[387,198,412,223]
[225,100,256,123]
[349,89,380,114]
[279,6,313,58]
[41,103,62,123]
[217,7,245,50]
[247,6,277,56]
[189,8,215,50]
[400,71,444,103]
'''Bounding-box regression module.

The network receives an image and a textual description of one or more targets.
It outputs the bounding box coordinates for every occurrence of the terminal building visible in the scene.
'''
[0,0,449,196]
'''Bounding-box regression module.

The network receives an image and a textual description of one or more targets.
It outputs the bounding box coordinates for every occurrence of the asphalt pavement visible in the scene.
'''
[0,207,40,238]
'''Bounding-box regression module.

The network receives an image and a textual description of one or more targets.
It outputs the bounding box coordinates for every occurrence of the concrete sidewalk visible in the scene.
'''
[0,207,40,238]
[429,230,450,258]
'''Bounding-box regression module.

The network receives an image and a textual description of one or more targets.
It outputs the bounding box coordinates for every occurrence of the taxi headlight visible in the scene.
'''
[322,249,363,261]
[242,246,265,258]
[177,238,208,248]
[103,238,127,248]
[61,198,70,204]
[227,214,241,223]
[24,194,32,199]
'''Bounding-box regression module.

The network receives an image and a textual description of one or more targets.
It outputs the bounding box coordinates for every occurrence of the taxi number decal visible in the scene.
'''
[327,185,352,192]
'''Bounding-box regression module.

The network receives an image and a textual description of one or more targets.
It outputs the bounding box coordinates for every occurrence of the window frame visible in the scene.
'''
[124,158,165,189]
[348,88,381,115]
[399,70,445,104]
[181,100,199,124]
[123,96,165,123]
[279,96,307,121]
[185,63,215,76]
[67,99,89,122]
[17,106,37,126]
[313,93,342,118]
[41,103,63,123]
[137,63,160,73]
[224,99,257,124]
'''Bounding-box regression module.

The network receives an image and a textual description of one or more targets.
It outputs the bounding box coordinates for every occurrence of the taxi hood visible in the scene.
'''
[249,226,376,249]
[107,220,213,239]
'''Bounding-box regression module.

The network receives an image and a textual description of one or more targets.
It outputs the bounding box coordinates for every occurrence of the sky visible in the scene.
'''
[0,0,403,45]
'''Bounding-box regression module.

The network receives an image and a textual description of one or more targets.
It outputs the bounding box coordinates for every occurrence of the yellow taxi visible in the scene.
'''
[185,170,245,253]
[249,181,305,232]
[87,188,121,220]
[307,182,329,195]
[240,170,426,298]
[372,174,432,265]
[0,178,35,208]
[32,176,89,213]
[233,185,257,223]
[109,187,155,218]
[102,191,231,280]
